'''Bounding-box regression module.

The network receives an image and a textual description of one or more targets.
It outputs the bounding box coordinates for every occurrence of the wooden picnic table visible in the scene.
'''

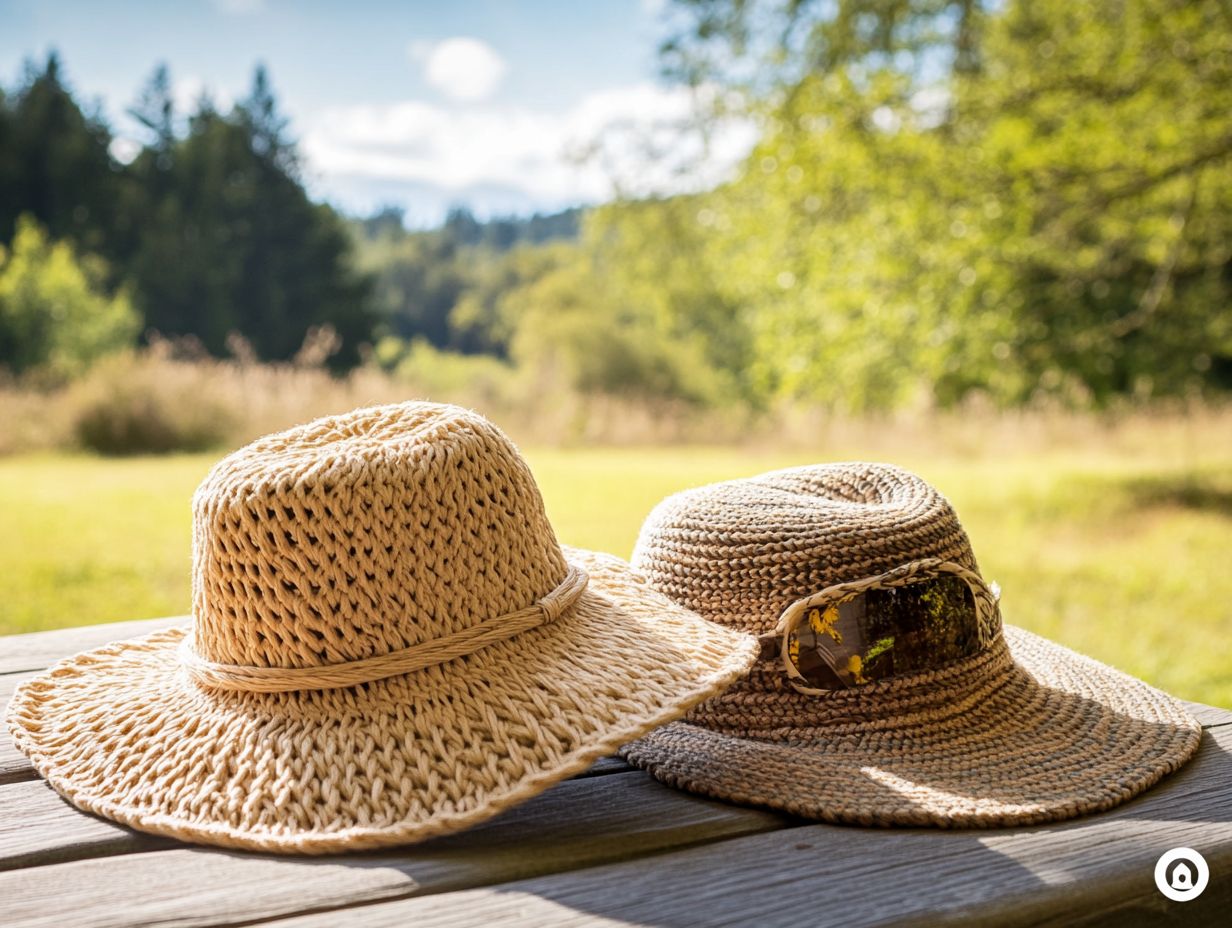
[1,616,1229,928]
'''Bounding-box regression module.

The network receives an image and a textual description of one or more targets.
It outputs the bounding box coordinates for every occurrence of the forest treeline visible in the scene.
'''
[2,0,1230,416]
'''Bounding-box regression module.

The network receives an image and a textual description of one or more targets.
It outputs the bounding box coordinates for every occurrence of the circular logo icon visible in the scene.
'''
[1155,847,1209,902]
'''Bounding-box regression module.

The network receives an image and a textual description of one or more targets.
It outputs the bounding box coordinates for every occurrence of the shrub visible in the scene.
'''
[70,349,236,455]
[0,216,140,380]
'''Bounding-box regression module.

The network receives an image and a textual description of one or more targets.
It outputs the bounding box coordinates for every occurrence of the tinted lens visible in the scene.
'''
[785,575,983,689]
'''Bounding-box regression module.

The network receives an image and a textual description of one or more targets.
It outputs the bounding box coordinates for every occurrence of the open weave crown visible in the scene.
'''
[190,402,570,678]
[631,463,1002,721]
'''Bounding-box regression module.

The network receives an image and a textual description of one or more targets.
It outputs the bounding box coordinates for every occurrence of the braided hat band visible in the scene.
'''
[621,462,1201,828]
[179,563,589,693]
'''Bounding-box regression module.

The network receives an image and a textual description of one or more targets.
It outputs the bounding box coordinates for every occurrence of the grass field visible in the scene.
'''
[1,424,1230,705]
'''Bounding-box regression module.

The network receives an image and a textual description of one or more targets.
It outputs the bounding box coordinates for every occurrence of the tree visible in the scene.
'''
[0,54,120,258]
[660,0,986,103]
[652,0,1232,408]
[0,215,139,378]
[120,66,374,369]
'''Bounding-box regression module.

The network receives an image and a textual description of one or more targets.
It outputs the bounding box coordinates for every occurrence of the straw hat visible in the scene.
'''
[620,463,1202,827]
[7,402,758,854]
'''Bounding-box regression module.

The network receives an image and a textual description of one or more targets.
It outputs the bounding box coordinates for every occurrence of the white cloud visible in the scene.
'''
[213,0,266,14]
[416,37,507,103]
[300,82,757,220]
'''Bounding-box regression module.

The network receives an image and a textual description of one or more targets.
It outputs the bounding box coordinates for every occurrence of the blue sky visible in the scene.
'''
[0,0,753,224]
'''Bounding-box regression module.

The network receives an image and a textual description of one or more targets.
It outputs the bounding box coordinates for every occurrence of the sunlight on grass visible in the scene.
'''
[1,442,1229,706]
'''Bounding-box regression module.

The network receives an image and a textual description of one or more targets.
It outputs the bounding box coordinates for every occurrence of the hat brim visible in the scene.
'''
[6,546,759,854]
[620,626,1201,827]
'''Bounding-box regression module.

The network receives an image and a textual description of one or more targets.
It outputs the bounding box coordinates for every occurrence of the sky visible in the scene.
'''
[0,0,755,225]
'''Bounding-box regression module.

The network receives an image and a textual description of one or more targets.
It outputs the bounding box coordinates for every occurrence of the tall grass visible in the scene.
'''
[0,337,777,454]
[3,338,1230,456]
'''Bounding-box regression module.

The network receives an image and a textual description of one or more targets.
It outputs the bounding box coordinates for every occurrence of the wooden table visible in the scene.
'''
[1,617,1229,927]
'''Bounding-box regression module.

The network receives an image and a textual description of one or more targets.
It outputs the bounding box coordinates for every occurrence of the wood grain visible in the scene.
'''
[0,780,177,871]
[1184,701,1232,728]
[1,617,1228,928]
[0,616,187,675]
[0,771,788,928]
[263,723,1232,928]
[0,673,36,784]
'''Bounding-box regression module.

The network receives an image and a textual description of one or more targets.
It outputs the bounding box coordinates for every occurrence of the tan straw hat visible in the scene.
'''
[620,462,1202,827]
[7,402,758,853]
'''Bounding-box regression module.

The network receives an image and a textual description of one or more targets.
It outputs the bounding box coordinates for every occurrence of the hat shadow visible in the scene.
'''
[47,697,1218,927]
[442,704,1227,928]
[244,690,1224,928]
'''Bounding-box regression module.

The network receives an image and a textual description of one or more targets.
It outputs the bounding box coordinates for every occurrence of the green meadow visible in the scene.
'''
[1,434,1230,706]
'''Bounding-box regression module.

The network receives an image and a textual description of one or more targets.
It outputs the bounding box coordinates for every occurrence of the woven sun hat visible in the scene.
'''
[7,402,758,854]
[619,462,1202,828]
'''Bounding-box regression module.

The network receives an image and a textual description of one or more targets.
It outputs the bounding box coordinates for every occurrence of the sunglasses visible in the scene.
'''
[758,558,1000,695]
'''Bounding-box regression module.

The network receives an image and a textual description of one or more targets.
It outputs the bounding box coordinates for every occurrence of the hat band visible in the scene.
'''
[767,558,1000,695]
[178,562,590,694]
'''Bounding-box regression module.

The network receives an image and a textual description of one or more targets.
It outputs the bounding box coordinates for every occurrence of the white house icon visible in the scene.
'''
[1170,862,1194,890]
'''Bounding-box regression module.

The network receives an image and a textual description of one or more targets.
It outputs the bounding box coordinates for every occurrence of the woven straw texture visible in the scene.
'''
[7,402,759,854]
[621,463,1201,827]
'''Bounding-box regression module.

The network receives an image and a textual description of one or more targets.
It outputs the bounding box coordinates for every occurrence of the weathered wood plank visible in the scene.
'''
[0,779,178,871]
[1183,700,1232,728]
[0,616,187,675]
[262,723,1232,928]
[0,673,36,784]
[0,778,178,872]
[0,771,789,928]
[1,851,427,928]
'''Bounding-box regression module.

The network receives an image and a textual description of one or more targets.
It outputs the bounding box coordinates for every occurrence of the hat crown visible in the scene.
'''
[632,462,997,639]
[190,402,567,670]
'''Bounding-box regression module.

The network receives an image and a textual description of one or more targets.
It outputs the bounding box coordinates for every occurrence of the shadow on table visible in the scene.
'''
[454,710,1230,928]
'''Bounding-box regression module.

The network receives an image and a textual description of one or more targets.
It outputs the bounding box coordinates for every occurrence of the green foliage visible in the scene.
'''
[0,216,139,378]
[644,0,1232,410]
[500,230,746,406]
[375,336,521,407]
[351,206,581,356]
[116,66,374,370]
[0,57,375,373]
[352,0,1231,414]
[0,54,120,257]
[4,9,1229,413]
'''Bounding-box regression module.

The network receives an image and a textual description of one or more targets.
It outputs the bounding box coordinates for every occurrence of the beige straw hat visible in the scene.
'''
[620,462,1202,827]
[7,402,758,854]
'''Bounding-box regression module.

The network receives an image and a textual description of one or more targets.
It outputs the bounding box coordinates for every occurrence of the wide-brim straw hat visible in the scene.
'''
[7,403,758,854]
[620,463,1201,827]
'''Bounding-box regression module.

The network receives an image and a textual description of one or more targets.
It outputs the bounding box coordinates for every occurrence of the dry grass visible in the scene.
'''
[3,343,1230,455]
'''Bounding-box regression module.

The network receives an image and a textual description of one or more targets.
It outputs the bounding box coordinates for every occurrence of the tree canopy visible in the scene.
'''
[0,56,374,371]
[1,9,1228,413]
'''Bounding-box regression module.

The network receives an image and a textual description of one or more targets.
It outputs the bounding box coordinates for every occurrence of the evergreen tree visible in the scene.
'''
[120,66,374,368]
[0,54,119,257]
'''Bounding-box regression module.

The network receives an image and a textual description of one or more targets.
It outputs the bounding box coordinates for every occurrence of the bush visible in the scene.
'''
[0,216,139,380]
[378,337,524,410]
[70,350,236,454]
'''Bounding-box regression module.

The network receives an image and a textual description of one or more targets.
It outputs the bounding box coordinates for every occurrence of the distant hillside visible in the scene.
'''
[354,205,583,251]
